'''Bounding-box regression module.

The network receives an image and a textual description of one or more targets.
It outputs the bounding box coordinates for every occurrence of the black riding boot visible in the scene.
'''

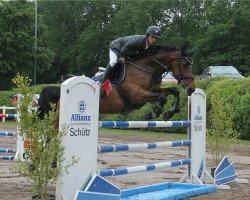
[100,64,113,96]
[101,64,113,84]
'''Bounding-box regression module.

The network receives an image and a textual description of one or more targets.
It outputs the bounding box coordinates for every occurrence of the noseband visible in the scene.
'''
[175,55,195,88]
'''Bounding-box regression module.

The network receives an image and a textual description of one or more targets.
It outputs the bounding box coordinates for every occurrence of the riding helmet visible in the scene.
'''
[146,26,161,38]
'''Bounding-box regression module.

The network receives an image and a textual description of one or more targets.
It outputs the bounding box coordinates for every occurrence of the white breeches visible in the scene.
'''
[109,49,118,67]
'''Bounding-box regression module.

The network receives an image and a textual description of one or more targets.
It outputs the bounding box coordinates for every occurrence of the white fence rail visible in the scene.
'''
[0,106,16,123]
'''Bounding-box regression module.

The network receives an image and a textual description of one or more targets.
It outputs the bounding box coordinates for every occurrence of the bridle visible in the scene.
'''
[126,51,195,88]
[174,54,195,87]
[147,52,195,88]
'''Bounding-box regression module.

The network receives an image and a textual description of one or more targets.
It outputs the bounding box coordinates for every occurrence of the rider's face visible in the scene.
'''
[148,35,158,45]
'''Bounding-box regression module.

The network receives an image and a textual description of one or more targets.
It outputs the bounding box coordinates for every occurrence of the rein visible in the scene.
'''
[127,55,170,74]
[146,56,170,72]
[126,61,151,74]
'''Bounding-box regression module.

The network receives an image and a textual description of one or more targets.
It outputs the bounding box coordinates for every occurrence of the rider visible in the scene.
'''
[100,26,161,93]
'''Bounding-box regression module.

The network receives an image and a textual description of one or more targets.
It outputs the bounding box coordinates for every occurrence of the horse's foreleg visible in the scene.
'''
[135,90,166,120]
[161,87,180,120]
[139,88,180,120]
[144,95,166,120]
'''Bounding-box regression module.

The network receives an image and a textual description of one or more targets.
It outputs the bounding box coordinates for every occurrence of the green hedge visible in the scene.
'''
[101,77,250,140]
[198,77,250,140]
[1,78,249,140]
[0,84,58,114]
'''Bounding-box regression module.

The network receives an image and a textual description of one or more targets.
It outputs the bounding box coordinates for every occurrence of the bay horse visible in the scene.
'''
[38,45,195,128]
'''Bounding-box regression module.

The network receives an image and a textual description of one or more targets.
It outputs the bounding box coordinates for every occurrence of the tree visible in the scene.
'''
[39,0,88,80]
[160,0,206,47]
[39,0,250,81]
[193,0,250,75]
[0,0,53,89]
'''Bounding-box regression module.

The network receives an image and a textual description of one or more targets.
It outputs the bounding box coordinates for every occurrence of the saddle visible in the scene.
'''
[92,62,143,114]
[92,62,126,85]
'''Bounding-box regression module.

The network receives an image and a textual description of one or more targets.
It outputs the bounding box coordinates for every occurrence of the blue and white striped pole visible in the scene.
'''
[98,140,191,153]
[0,132,16,136]
[0,155,15,160]
[0,148,16,153]
[0,114,17,119]
[98,159,191,177]
[99,121,191,129]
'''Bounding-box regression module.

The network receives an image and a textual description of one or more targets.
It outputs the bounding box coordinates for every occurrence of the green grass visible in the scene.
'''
[236,139,250,146]
[100,128,250,146]
[100,128,190,141]
[0,120,17,128]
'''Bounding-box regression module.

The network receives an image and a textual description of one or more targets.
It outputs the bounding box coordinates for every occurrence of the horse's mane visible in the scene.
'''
[152,44,193,58]
[127,44,180,60]
[154,44,180,52]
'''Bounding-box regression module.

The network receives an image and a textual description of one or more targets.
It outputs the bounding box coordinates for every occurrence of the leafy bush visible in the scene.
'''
[207,86,239,165]
[235,92,250,139]
[12,74,77,199]
[197,77,250,140]
[2,75,249,140]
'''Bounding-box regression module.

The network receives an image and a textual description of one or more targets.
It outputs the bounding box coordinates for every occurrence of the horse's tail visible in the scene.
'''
[37,86,61,119]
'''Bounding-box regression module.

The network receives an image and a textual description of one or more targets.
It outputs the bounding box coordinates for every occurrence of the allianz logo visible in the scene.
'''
[71,114,91,121]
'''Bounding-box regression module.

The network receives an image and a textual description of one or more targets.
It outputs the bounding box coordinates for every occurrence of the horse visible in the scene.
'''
[37,86,61,120]
[37,74,75,119]
[38,44,195,129]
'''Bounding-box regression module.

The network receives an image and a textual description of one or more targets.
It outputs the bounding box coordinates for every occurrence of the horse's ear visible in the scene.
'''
[187,50,194,57]
[180,50,194,58]
[66,74,75,79]
[180,51,187,57]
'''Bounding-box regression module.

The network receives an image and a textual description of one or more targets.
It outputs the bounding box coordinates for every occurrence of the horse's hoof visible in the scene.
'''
[143,114,152,121]
[163,113,170,121]
[164,112,175,120]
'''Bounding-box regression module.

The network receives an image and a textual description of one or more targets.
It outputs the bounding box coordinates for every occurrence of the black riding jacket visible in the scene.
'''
[110,35,148,57]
